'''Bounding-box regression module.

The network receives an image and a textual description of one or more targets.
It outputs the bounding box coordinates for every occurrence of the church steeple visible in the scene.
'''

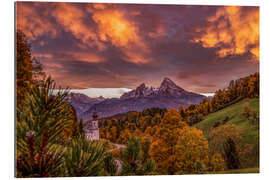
[92,107,98,120]
[84,108,99,141]
[92,111,98,120]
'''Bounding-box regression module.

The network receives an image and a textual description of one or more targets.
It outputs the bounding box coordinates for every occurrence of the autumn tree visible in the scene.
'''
[149,109,187,174]
[174,127,209,174]
[117,129,131,144]
[16,30,33,107]
[149,109,209,174]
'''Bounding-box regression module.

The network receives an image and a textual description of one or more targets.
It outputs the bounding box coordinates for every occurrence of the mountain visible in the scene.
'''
[65,92,105,119]
[73,77,205,121]
[120,77,200,99]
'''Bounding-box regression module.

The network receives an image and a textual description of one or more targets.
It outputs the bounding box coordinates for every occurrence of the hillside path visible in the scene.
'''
[109,143,126,174]
[108,143,126,152]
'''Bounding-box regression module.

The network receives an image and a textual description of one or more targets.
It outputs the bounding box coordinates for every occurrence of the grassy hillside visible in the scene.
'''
[194,98,259,169]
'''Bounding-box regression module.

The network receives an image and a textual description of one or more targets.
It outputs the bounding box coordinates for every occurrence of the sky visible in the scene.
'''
[16,2,259,94]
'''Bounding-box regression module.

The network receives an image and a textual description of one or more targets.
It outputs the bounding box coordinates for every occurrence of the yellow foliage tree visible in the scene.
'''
[160,109,187,130]
[149,109,209,174]
[175,127,209,174]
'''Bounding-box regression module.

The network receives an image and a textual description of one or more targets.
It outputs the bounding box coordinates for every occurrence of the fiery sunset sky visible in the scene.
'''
[16,2,259,93]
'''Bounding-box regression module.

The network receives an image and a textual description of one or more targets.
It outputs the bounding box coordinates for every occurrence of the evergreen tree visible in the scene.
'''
[223,138,240,169]
[78,119,85,138]
[16,77,73,177]
[121,137,156,175]
[141,136,151,164]
[64,137,107,176]
[121,137,141,175]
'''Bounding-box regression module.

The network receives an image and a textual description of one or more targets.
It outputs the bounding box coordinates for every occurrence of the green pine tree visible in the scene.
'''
[223,138,241,169]
[64,137,107,176]
[16,77,73,177]
[120,137,156,175]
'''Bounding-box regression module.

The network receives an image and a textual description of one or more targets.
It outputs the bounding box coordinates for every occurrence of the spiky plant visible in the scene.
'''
[143,158,156,174]
[64,137,107,176]
[120,137,141,175]
[120,137,156,175]
[16,77,74,177]
[103,152,118,175]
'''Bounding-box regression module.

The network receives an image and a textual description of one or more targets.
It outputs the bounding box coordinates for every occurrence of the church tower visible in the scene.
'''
[84,110,99,141]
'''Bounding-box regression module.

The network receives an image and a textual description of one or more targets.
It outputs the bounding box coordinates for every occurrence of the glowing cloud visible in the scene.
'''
[16,2,58,40]
[192,6,259,60]
[52,3,105,50]
[92,8,139,47]
[90,6,150,64]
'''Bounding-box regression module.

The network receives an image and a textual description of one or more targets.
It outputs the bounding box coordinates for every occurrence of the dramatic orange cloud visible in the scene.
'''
[16,2,58,40]
[90,5,150,64]
[192,6,259,60]
[16,2,151,64]
[93,9,138,47]
[52,3,105,50]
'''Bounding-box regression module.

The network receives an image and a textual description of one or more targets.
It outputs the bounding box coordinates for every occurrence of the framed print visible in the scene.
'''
[15,1,259,177]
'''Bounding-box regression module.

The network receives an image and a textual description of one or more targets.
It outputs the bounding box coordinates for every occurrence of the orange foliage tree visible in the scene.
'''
[174,127,209,174]
[149,109,209,174]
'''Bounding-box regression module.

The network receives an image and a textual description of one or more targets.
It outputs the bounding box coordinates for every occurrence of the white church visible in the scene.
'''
[84,111,99,141]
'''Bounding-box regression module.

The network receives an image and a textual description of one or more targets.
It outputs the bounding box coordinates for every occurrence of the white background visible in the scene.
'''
[1,0,269,179]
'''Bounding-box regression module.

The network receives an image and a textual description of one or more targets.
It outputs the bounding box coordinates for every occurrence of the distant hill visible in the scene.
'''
[65,92,105,118]
[67,77,205,121]
[194,98,259,168]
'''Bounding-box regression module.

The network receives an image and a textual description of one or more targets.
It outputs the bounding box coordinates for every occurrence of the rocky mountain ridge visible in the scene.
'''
[67,78,206,121]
